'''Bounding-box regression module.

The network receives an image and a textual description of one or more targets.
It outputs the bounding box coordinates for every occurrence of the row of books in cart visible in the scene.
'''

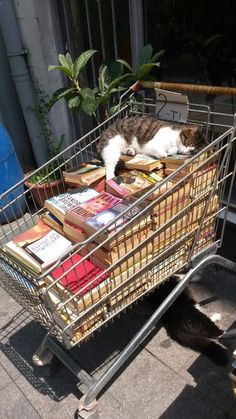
[1,151,219,343]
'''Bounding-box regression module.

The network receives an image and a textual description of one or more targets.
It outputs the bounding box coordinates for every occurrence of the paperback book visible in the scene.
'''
[106,170,163,198]
[63,159,106,186]
[4,221,72,274]
[79,200,151,248]
[65,192,122,227]
[44,187,99,223]
[124,153,163,172]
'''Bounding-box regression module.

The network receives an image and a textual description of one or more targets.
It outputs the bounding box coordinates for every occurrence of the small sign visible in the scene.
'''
[155,88,189,123]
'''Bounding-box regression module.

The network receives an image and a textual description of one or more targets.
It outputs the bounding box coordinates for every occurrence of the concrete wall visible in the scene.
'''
[13,0,72,152]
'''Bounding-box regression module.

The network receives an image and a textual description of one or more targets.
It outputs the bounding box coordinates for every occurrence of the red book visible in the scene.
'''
[51,253,107,296]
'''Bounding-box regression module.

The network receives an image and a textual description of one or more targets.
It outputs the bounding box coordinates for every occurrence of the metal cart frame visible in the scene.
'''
[1,94,236,418]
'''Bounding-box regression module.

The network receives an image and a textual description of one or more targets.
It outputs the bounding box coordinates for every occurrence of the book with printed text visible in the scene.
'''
[65,192,122,227]
[44,187,99,223]
[4,221,72,273]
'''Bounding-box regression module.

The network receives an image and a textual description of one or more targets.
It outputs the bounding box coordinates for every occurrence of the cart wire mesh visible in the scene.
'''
[0,96,235,348]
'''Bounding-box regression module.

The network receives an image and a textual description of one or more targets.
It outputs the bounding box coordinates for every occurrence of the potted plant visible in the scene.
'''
[24,145,65,208]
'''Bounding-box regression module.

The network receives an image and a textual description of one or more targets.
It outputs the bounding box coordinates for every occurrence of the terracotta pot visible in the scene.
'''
[25,177,65,208]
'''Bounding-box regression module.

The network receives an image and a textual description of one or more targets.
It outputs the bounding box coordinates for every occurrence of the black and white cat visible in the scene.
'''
[97,116,206,180]
[147,276,236,366]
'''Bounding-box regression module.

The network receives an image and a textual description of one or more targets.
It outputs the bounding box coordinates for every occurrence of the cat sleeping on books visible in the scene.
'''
[147,276,236,366]
[97,115,206,179]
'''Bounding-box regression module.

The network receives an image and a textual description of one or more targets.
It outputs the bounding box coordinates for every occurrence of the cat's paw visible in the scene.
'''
[125,147,136,156]
[179,145,195,155]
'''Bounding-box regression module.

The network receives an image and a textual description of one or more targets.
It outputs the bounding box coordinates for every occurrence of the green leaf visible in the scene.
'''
[74,49,97,78]
[150,49,165,63]
[103,59,123,79]
[58,54,70,68]
[48,87,76,109]
[80,88,95,100]
[81,97,99,115]
[116,59,133,72]
[138,63,160,79]
[65,53,74,69]
[68,96,81,109]
[98,65,108,94]
[136,44,153,71]
[107,73,133,94]
[48,65,73,79]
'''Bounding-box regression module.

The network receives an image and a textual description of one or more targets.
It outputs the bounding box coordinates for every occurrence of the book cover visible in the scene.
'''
[4,222,72,273]
[86,201,142,234]
[44,187,99,223]
[13,220,51,247]
[65,192,122,226]
[125,153,163,172]
[106,170,154,198]
[25,229,72,266]
[51,253,108,296]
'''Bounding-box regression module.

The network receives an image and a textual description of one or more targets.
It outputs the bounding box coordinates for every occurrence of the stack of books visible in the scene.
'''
[42,187,99,242]
[63,159,106,192]
[3,220,73,275]
[2,144,218,343]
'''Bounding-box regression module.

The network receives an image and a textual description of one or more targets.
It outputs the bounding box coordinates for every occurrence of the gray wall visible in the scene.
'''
[13,0,72,151]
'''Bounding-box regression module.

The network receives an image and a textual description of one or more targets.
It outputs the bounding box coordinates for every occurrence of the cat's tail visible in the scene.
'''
[175,333,228,366]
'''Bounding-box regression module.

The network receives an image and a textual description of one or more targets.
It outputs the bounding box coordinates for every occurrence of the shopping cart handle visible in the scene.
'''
[142,81,236,96]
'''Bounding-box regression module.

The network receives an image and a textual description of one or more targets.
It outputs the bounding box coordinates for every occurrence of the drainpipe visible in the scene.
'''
[0,30,34,171]
[0,0,48,166]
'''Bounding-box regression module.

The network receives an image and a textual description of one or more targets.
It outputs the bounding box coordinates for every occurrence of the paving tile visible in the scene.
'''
[178,353,235,412]
[158,384,225,419]
[145,325,195,373]
[104,348,224,419]
[0,382,40,419]
[0,287,22,328]
[0,344,25,381]
[0,364,12,390]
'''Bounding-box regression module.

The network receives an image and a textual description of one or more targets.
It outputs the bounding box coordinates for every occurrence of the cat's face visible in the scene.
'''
[180,126,206,151]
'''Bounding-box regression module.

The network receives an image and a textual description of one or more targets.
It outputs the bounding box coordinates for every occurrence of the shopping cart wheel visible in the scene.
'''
[75,410,99,419]
[77,395,99,419]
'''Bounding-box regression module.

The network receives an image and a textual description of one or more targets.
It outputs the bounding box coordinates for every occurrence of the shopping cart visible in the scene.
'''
[1,88,236,418]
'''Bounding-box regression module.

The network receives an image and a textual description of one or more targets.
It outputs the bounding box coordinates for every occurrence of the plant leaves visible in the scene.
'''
[74,49,97,78]
[65,53,74,70]
[81,97,99,115]
[68,96,81,109]
[48,65,73,79]
[150,49,165,63]
[116,59,133,72]
[138,63,160,79]
[80,87,95,100]
[98,65,108,94]
[136,44,153,71]
[48,88,76,109]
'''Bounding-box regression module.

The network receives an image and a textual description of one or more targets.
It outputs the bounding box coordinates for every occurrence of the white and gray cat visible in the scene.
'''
[97,116,206,179]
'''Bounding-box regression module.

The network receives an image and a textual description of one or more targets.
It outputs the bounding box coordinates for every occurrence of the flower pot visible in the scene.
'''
[25,177,65,208]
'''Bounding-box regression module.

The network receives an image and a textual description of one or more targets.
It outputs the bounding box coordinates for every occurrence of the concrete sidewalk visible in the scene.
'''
[1,262,236,419]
